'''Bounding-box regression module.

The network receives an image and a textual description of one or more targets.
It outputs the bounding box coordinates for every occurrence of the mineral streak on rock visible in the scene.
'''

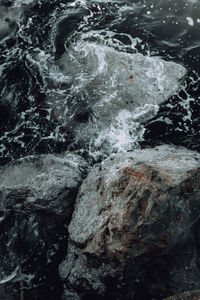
[68,145,200,261]
[162,289,200,300]
[60,145,200,299]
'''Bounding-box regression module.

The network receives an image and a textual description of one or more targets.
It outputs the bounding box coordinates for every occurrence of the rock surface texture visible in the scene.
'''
[0,1,20,39]
[0,152,87,300]
[163,290,200,300]
[56,45,188,158]
[56,44,187,124]
[60,145,200,299]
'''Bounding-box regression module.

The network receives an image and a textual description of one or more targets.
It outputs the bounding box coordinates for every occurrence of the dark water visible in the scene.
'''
[1,0,200,298]
[1,0,200,164]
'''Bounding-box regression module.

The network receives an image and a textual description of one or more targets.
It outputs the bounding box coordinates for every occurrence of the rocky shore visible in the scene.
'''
[0,6,199,297]
[1,145,200,299]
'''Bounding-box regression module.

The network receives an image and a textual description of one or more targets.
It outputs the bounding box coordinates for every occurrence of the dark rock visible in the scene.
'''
[59,145,200,299]
[162,289,200,300]
[0,152,87,299]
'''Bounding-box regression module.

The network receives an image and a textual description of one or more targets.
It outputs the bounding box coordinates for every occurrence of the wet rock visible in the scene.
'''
[162,289,200,300]
[0,1,20,39]
[55,43,187,158]
[69,145,200,259]
[60,145,200,299]
[0,152,87,299]
[57,43,187,124]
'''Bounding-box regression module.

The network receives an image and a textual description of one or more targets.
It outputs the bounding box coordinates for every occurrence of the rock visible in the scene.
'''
[69,145,200,259]
[0,152,87,299]
[54,43,187,157]
[0,1,20,39]
[60,145,200,299]
[162,290,200,300]
[56,43,187,125]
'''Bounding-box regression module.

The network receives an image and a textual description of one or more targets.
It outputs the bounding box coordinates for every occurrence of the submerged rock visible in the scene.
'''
[0,152,87,299]
[60,145,200,299]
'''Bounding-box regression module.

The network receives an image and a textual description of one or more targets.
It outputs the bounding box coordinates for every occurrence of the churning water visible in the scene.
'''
[1,0,200,164]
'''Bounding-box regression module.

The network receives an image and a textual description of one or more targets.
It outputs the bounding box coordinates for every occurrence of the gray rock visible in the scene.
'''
[56,43,187,124]
[54,44,187,157]
[0,152,87,299]
[0,152,86,213]
[0,1,20,39]
[60,145,200,299]
[60,243,108,297]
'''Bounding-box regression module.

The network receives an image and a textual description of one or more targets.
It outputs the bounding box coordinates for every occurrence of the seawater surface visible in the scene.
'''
[1,0,200,164]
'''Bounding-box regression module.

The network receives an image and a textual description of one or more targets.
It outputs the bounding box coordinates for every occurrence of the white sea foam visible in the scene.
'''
[56,39,186,125]
[186,16,194,26]
[0,265,34,285]
[73,104,158,159]
[33,25,186,158]
[7,7,187,160]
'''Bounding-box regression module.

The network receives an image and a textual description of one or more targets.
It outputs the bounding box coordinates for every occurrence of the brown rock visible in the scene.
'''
[68,145,200,261]
[163,289,200,300]
[60,145,200,299]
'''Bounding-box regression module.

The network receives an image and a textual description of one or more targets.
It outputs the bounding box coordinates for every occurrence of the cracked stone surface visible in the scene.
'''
[60,145,200,299]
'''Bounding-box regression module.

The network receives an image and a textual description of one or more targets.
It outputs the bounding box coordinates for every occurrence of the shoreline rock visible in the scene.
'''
[60,145,200,299]
[58,45,187,124]
[162,290,200,300]
[0,152,87,299]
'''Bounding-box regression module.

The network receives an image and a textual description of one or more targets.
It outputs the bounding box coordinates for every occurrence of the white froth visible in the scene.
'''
[56,41,186,126]
[186,17,194,26]
[93,110,142,152]
[0,265,34,285]
[74,104,159,158]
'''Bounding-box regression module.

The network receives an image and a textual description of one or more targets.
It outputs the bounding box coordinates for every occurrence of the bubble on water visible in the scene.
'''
[186,17,194,26]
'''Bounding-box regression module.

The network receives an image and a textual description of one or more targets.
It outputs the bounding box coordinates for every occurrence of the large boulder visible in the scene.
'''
[53,43,187,124]
[53,43,188,156]
[0,1,20,39]
[0,152,87,300]
[60,145,200,299]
